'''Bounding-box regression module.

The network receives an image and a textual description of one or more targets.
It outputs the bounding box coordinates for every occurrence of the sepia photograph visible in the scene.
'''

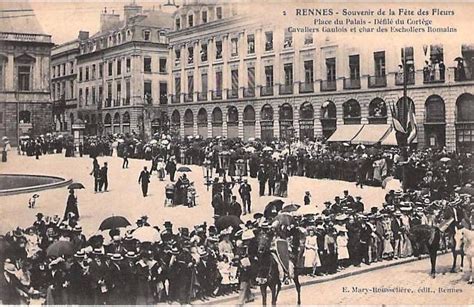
[0,0,473,305]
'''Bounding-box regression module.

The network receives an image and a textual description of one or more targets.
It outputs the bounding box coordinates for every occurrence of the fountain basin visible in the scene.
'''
[0,174,72,196]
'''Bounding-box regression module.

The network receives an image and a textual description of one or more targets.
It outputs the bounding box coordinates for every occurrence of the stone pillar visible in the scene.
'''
[274,107,280,139]
[293,101,300,140]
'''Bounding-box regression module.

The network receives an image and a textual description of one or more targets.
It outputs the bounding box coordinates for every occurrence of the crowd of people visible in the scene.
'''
[3,134,474,305]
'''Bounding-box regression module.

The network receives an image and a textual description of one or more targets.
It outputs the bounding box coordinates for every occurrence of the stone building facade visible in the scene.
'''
[165,1,474,152]
[0,4,54,146]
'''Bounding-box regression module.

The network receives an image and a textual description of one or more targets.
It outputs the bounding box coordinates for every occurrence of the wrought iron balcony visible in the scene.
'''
[368,75,387,88]
[299,82,314,93]
[184,92,193,102]
[171,94,180,104]
[423,69,445,84]
[454,68,474,81]
[279,84,293,95]
[260,85,274,96]
[395,71,415,85]
[197,91,208,101]
[227,89,239,99]
[212,90,222,100]
[343,77,361,90]
[320,80,336,91]
[243,87,255,97]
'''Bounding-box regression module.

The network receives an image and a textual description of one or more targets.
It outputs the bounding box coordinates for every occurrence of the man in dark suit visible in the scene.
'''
[391,211,402,259]
[353,196,365,213]
[166,158,177,182]
[99,162,108,192]
[227,196,242,218]
[138,166,151,197]
[239,179,252,215]
[257,165,266,197]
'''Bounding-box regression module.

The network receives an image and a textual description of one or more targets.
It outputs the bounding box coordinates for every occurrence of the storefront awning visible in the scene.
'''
[326,124,363,142]
[351,124,391,145]
[380,127,398,146]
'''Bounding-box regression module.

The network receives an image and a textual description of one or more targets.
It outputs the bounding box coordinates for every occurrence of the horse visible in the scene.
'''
[408,224,440,278]
[454,227,474,284]
[255,230,301,306]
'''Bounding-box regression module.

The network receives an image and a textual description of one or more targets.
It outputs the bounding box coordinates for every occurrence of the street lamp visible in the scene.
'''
[202,158,213,191]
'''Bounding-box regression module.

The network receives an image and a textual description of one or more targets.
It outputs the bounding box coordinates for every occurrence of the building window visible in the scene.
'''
[144,57,152,73]
[175,76,181,96]
[79,67,83,81]
[116,83,121,106]
[108,61,113,76]
[19,110,31,123]
[85,87,89,105]
[283,28,293,48]
[215,71,223,92]
[98,86,103,105]
[265,31,273,51]
[231,38,238,56]
[159,58,167,73]
[17,65,31,91]
[126,57,131,73]
[304,60,314,83]
[247,34,255,54]
[99,63,103,78]
[91,86,96,104]
[91,64,96,80]
[247,67,255,89]
[117,59,122,75]
[175,49,181,66]
[374,51,386,77]
[284,63,293,85]
[188,14,193,27]
[69,81,74,99]
[304,33,313,45]
[143,30,151,41]
[265,65,273,86]
[125,80,131,105]
[85,66,89,81]
[175,17,181,30]
[79,88,83,106]
[349,55,360,79]
[326,58,336,81]
[187,46,194,64]
[187,75,194,95]
[231,69,239,93]
[107,83,112,107]
[202,10,207,23]
[0,63,4,90]
[0,112,3,124]
[200,43,208,62]
[201,72,208,93]
[216,7,223,19]
[159,82,167,104]
[144,81,152,104]
[215,41,222,59]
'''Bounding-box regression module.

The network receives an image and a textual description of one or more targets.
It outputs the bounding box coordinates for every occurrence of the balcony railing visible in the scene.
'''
[198,91,208,101]
[368,75,387,88]
[423,69,446,84]
[299,82,314,93]
[320,80,337,91]
[260,85,274,96]
[212,90,222,100]
[343,77,361,90]
[279,84,293,95]
[454,68,474,81]
[227,89,239,99]
[184,92,193,102]
[159,95,167,105]
[243,87,255,97]
[171,94,180,104]
[395,71,415,85]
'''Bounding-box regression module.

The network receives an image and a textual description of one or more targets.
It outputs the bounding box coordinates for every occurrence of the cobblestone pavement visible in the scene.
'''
[0,153,398,237]
[213,253,473,305]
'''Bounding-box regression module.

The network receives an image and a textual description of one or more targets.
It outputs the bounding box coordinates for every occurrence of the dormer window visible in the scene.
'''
[188,14,193,27]
[216,7,223,19]
[175,17,181,30]
[127,30,132,40]
[144,30,151,41]
[202,10,208,23]
[117,33,121,44]
[175,49,181,66]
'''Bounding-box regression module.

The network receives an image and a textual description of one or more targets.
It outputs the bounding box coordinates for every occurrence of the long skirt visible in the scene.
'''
[303,248,321,268]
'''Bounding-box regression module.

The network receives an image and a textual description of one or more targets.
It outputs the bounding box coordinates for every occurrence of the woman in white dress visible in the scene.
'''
[304,229,320,275]
[400,209,413,257]
[335,224,350,268]
[382,214,394,259]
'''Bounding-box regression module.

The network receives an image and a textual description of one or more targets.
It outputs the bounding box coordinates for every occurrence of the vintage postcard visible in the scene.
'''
[0,0,473,305]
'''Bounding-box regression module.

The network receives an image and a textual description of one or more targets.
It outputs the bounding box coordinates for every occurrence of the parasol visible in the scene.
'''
[264,199,285,219]
[439,157,451,163]
[281,203,301,213]
[177,166,192,172]
[262,146,273,152]
[132,226,160,242]
[67,182,85,190]
[215,215,243,231]
[46,241,74,257]
[295,204,318,216]
[99,216,131,231]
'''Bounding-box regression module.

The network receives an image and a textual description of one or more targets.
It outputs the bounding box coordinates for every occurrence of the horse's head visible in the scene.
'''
[256,230,273,255]
[454,227,465,252]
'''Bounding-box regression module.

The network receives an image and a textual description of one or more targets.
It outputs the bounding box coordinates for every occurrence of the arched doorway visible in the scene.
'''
[279,103,294,140]
[243,105,256,141]
[197,108,208,138]
[184,109,194,137]
[212,107,223,137]
[104,113,112,135]
[113,113,121,134]
[299,102,314,140]
[227,106,239,139]
[260,104,274,141]
[455,93,474,152]
[171,110,180,137]
[320,101,336,138]
[368,98,387,124]
[122,112,131,134]
[343,99,361,124]
[424,95,445,148]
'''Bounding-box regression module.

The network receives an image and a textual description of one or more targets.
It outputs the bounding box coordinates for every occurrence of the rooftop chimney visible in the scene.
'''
[124,1,143,24]
[100,7,121,32]
[78,31,90,40]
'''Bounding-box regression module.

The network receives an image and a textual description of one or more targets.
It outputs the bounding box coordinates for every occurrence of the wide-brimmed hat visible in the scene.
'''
[170,247,180,255]
[197,247,208,257]
[242,229,255,241]
[93,248,104,256]
[125,251,138,259]
[73,225,82,232]
[32,194,40,198]
[111,253,124,261]
[74,250,86,258]
[36,212,44,218]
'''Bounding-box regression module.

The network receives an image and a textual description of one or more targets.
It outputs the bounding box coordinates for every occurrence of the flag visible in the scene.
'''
[407,102,418,144]
[389,102,406,134]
